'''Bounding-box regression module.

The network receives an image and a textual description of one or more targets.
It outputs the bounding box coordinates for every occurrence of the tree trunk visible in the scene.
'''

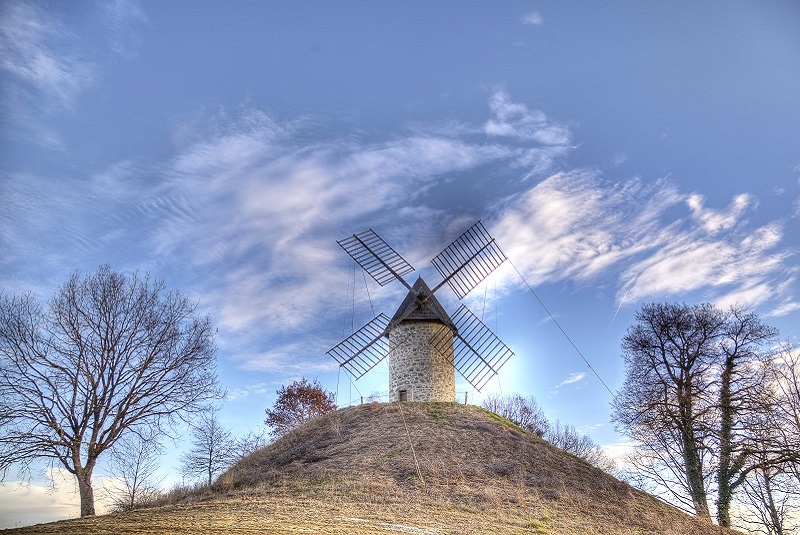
[76,468,96,517]
[678,382,711,520]
[682,432,711,518]
[763,468,784,535]
[717,474,732,527]
[716,357,734,527]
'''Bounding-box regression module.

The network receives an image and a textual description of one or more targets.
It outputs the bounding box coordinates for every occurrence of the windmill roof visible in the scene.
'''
[388,277,456,333]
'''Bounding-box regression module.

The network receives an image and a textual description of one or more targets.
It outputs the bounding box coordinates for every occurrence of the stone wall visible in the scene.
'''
[388,321,455,402]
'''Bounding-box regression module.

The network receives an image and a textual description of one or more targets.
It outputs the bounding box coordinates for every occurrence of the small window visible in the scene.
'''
[399,390,408,402]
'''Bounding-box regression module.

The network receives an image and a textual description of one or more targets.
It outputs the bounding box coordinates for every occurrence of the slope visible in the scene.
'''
[5,402,738,534]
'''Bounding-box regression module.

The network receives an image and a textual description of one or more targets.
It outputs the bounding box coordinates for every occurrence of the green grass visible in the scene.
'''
[475,406,530,434]
[522,516,552,534]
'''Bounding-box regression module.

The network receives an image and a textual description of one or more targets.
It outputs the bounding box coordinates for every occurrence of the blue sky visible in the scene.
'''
[1,0,799,527]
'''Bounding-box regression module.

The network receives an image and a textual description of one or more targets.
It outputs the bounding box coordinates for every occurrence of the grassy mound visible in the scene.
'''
[7,403,738,534]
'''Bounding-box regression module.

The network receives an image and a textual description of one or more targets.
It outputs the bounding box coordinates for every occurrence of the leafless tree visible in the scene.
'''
[735,460,800,534]
[108,433,164,512]
[612,302,791,527]
[612,302,723,520]
[481,393,550,437]
[547,419,616,473]
[732,345,800,535]
[229,429,268,463]
[180,408,235,486]
[481,393,615,471]
[0,265,220,517]
[264,378,336,438]
[715,307,780,526]
[765,346,800,481]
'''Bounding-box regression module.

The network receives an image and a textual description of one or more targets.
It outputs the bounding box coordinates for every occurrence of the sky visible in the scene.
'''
[1,0,800,527]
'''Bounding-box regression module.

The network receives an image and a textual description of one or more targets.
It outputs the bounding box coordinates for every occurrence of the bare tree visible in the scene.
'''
[229,429,268,463]
[481,393,550,437]
[547,420,616,473]
[766,346,800,481]
[481,393,615,471]
[264,378,336,438]
[108,433,163,512]
[735,460,800,534]
[0,265,220,516]
[715,306,779,526]
[612,301,790,526]
[733,345,800,535]
[180,408,235,486]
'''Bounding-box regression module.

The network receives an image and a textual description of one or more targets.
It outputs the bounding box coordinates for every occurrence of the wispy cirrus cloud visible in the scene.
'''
[0,0,94,149]
[492,171,683,286]
[485,89,571,146]
[102,0,148,60]
[492,170,795,315]
[557,372,587,388]
[687,193,751,233]
[0,1,93,109]
[136,95,570,337]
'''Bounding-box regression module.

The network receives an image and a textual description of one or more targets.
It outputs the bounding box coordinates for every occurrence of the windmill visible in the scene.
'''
[327,221,514,402]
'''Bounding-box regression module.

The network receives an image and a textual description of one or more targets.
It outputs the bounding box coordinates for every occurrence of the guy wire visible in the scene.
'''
[508,257,615,397]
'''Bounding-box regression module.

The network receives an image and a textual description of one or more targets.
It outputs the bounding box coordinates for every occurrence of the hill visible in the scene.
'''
[5,403,738,534]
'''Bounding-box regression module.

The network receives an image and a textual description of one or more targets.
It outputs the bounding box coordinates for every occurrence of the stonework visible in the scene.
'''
[388,321,455,402]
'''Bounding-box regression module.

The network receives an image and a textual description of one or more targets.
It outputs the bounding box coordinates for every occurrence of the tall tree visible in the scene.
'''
[734,345,800,535]
[612,302,724,520]
[612,301,791,526]
[180,408,234,486]
[264,378,336,438]
[0,265,220,517]
[715,306,779,526]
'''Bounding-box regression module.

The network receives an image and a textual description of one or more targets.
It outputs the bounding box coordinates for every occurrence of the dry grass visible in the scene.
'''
[5,403,740,534]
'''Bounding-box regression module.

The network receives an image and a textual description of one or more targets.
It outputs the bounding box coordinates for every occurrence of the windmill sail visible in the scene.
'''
[338,230,415,287]
[430,304,514,391]
[327,313,391,379]
[430,221,507,299]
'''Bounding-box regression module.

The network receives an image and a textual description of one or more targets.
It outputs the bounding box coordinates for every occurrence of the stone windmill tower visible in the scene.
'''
[327,221,514,402]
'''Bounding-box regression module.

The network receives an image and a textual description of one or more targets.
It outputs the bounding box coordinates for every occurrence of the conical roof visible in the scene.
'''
[388,277,456,333]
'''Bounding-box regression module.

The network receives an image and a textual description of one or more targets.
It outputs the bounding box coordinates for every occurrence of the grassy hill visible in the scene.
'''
[5,403,738,534]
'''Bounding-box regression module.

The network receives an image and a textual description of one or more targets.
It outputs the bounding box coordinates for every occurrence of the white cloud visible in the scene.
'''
[226,382,274,402]
[492,172,682,288]
[0,1,93,109]
[770,299,800,317]
[0,0,95,151]
[0,468,113,529]
[485,89,571,146]
[238,345,339,374]
[621,222,789,308]
[556,372,586,388]
[142,100,554,338]
[3,90,797,382]
[601,439,638,470]
[491,171,794,313]
[522,11,544,26]
[687,193,751,233]
[610,153,627,167]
